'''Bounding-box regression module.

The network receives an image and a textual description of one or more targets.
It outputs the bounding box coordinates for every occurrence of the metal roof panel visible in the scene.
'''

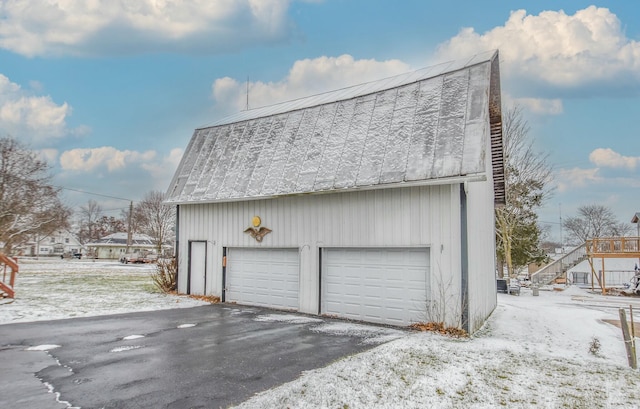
[166,51,503,204]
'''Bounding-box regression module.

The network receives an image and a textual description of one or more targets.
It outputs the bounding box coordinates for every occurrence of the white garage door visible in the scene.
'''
[226,248,299,310]
[322,248,430,326]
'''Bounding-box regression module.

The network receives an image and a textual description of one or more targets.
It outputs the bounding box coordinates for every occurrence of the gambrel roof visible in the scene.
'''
[166,50,504,205]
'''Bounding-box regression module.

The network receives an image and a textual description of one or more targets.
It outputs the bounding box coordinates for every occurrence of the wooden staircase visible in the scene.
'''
[530,244,587,285]
[0,253,18,299]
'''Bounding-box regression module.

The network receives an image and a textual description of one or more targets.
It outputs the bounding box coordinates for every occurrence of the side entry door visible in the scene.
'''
[188,241,206,295]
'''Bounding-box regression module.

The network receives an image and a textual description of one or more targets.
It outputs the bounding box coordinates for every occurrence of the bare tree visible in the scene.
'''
[0,137,70,253]
[564,204,633,244]
[95,215,127,238]
[135,191,175,254]
[77,200,103,244]
[495,106,553,277]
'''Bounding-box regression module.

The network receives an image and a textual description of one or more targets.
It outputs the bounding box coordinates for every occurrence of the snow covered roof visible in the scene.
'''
[166,50,504,205]
[87,232,155,247]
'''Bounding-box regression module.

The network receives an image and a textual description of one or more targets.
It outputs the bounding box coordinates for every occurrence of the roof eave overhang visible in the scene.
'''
[165,173,487,206]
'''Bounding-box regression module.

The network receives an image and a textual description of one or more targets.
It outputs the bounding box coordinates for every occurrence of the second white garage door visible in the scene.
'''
[226,248,299,310]
[322,248,430,326]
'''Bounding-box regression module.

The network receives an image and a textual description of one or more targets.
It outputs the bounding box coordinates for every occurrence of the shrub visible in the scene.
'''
[152,257,177,293]
[589,337,601,356]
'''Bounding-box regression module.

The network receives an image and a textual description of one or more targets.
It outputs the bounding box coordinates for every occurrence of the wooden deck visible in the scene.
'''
[585,237,640,294]
[586,237,640,258]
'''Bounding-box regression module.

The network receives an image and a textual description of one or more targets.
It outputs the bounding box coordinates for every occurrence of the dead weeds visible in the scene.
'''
[187,294,221,303]
[409,321,468,338]
[168,291,220,304]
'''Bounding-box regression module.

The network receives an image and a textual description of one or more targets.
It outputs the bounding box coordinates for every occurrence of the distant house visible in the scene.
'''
[86,233,158,260]
[23,230,84,257]
[165,51,505,333]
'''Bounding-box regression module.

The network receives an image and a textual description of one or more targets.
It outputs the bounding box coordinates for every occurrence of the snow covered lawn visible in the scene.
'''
[233,286,640,409]
[3,259,640,408]
[0,258,208,324]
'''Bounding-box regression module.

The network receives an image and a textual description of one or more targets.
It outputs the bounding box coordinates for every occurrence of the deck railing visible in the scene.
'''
[586,237,640,257]
[530,244,587,285]
[0,253,18,298]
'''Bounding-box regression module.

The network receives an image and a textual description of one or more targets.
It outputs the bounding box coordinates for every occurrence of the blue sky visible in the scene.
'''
[1,1,639,241]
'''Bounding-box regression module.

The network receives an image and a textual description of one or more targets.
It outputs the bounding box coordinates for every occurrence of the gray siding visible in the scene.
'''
[176,183,494,328]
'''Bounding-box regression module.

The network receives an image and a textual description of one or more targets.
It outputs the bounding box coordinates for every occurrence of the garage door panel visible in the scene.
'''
[227,248,299,311]
[323,248,429,326]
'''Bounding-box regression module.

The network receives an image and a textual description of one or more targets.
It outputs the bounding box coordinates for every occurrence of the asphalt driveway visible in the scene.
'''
[0,304,403,408]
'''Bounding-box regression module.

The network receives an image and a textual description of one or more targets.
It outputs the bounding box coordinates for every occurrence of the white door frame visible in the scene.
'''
[188,240,207,295]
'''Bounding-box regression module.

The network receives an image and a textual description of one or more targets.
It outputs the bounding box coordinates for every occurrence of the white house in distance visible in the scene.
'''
[86,232,157,260]
[22,229,84,257]
[165,50,505,333]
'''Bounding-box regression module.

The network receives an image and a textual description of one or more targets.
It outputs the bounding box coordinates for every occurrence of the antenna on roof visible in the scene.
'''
[246,76,249,111]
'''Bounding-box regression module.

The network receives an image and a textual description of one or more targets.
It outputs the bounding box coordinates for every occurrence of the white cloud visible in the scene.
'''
[589,148,639,170]
[0,0,293,57]
[141,147,183,175]
[60,146,156,172]
[435,6,640,90]
[37,148,59,165]
[141,147,184,189]
[555,167,602,193]
[59,146,182,192]
[510,97,563,115]
[0,74,86,144]
[212,54,411,112]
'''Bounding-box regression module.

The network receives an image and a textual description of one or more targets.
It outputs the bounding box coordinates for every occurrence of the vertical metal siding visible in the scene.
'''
[466,177,498,333]
[177,184,473,319]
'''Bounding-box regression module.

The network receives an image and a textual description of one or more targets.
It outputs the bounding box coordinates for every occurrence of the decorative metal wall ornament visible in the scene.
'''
[244,216,272,242]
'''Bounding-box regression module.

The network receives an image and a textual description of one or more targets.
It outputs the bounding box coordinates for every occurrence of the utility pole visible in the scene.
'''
[559,203,563,254]
[126,201,133,254]
[559,203,564,279]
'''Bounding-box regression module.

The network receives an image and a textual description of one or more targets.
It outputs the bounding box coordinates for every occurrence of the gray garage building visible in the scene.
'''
[165,50,505,333]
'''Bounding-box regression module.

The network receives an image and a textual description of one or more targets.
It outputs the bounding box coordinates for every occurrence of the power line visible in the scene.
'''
[58,186,133,202]
[539,220,561,225]
[2,172,134,202]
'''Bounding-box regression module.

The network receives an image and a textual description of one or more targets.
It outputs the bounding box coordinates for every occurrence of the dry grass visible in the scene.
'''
[166,291,220,304]
[186,294,220,304]
[409,321,468,338]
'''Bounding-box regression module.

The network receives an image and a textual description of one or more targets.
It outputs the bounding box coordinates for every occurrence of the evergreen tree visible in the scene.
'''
[495,107,552,277]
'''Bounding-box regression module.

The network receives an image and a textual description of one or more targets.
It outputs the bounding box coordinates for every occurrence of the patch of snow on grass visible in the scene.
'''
[25,344,61,351]
[177,323,196,328]
[254,314,323,324]
[110,345,143,353]
[233,287,640,409]
[122,335,145,340]
[0,258,210,324]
